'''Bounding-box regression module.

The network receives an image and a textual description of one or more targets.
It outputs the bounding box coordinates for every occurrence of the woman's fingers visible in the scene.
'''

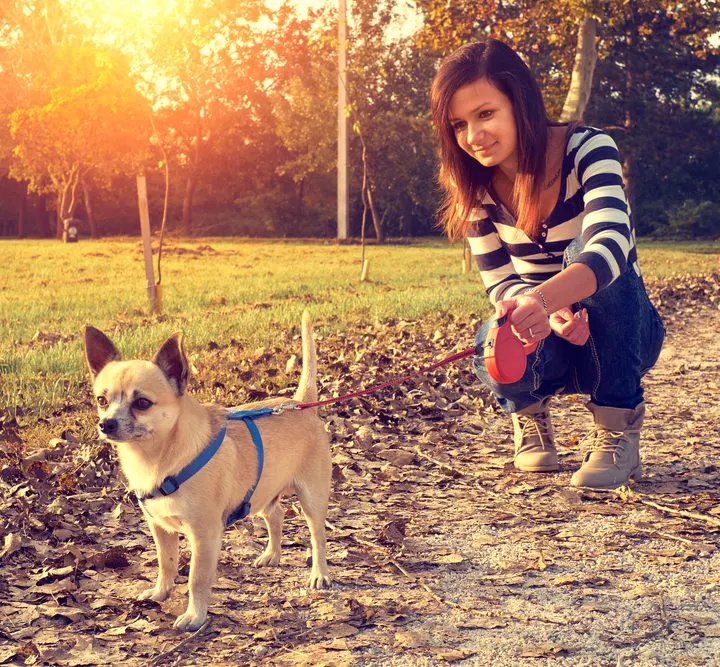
[561,309,590,345]
[552,307,574,323]
[514,319,551,342]
[494,298,517,319]
[546,307,590,345]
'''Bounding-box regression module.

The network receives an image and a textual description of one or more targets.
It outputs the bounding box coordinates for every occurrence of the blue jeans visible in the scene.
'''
[473,239,665,413]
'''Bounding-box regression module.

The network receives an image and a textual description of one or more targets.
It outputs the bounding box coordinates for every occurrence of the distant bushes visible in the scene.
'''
[655,199,720,240]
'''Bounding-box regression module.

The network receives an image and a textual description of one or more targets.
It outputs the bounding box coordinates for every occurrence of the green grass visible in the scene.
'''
[1,236,718,422]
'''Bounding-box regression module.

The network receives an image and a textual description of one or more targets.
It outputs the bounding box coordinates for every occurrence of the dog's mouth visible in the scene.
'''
[98,429,123,443]
[97,426,143,443]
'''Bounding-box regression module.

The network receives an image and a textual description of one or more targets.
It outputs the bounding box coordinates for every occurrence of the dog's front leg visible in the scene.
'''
[174,523,223,632]
[138,518,179,602]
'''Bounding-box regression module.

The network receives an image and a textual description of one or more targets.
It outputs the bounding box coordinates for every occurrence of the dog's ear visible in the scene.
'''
[153,333,189,396]
[84,326,121,380]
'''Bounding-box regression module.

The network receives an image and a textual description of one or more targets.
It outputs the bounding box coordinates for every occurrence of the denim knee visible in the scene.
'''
[473,316,574,413]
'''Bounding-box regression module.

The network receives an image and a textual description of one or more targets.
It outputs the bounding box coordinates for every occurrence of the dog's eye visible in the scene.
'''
[96,396,108,408]
[133,398,153,411]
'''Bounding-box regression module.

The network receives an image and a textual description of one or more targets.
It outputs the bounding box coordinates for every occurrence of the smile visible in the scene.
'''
[472,142,497,154]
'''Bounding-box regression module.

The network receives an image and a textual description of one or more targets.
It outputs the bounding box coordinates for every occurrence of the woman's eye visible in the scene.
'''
[451,122,465,133]
[478,110,493,120]
[97,396,108,408]
[133,398,153,411]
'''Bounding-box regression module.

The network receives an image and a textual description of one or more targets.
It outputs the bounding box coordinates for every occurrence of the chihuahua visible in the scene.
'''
[83,312,331,631]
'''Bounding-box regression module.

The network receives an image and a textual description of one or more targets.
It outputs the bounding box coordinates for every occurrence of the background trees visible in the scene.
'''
[10,45,149,237]
[0,0,717,239]
[418,0,720,237]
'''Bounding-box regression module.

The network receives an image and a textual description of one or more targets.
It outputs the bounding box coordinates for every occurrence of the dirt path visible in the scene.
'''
[1,274,719,666]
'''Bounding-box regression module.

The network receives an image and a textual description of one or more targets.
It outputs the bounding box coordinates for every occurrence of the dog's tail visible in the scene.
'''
[293,310,318,404]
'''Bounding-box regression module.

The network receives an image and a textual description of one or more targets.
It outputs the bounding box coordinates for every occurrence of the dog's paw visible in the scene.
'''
[174,609,208,632]
[138,585,171,603]
[254,549,281,568]
[307,570,331,590]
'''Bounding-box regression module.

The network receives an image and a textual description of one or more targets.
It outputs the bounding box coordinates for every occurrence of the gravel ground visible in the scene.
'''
[362,292,720,667]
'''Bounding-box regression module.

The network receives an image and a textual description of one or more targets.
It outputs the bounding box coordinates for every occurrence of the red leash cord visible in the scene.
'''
[293,345,478,411]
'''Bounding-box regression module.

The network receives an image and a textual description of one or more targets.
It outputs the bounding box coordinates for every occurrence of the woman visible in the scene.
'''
[430,39,665,488]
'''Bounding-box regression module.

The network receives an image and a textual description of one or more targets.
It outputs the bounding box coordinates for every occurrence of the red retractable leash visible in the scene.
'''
[483,315,537,384]
[283,315,534,413]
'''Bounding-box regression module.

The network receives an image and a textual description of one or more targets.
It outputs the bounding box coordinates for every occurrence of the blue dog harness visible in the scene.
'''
[135,407,276,528]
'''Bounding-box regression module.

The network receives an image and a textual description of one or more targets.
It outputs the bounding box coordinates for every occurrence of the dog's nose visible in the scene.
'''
[99,418,118,435]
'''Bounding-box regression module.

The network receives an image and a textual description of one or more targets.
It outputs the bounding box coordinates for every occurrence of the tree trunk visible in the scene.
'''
[182,172,198,237]
[17,182,27,238]
[559,16,598,122]
[56,171,79,238]
[622,155,637,223]
[55,193,64,238]
[36,194,51,237]
[366,186,385,243]
[401,193,413,238]
[68,171,80,218]
[182,109,204,237]
[622,4,638,223]
[295,177,305,236]
[82,178,97,238]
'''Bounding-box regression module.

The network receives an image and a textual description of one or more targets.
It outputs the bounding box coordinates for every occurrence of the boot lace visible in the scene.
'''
[516,411,553,451]
[583,428,628,462]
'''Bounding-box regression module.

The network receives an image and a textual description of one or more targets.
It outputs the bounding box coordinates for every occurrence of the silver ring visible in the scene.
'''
[529,327,534,338]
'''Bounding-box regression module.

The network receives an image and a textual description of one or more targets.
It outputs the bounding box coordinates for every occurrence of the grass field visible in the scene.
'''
[1,236,718,422]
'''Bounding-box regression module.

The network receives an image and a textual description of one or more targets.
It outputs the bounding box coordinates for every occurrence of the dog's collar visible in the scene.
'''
[135,407,273,528]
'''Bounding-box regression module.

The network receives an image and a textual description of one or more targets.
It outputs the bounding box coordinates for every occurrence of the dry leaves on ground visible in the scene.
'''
[0,272,719,666]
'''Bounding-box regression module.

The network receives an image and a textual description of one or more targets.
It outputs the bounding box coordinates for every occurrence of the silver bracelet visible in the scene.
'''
[529,287,549,315]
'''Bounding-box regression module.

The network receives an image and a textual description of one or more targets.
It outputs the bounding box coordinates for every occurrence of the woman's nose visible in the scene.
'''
[468,123,484,146]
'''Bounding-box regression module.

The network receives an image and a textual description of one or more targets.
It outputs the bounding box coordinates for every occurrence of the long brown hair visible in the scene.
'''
[430,39,550,240]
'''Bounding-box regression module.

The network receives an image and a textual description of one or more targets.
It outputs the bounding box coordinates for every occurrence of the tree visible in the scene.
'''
[9,44,150,237]
[559,15,598,122]
[0,0,69,237]
[272,0,441,240]
[587,0,719,229]
[123,0,305,236]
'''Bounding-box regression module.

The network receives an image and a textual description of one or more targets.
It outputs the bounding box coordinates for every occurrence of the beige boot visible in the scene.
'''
[570,402,644,488]
[511,398,558,472]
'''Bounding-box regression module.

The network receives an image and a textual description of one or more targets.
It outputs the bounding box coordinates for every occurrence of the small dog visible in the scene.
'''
[83,312,331,631]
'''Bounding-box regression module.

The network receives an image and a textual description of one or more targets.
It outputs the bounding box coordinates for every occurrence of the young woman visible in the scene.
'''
[430,39,665,488]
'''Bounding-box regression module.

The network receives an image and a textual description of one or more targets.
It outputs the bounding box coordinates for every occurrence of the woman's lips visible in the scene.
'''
[473,142,496,154]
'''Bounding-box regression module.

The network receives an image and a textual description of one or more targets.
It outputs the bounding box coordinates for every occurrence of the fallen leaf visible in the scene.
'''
[0,533,22,559]
[520,643,571,658]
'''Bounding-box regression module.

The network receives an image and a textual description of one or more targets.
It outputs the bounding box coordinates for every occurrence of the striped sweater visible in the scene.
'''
[467,126,639,304]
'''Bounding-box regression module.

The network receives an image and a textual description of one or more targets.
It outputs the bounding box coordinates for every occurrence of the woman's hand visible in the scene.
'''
[495,293,551,344]
[549,307,590,345]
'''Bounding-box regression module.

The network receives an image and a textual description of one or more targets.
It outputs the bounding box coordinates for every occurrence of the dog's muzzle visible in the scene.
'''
[99,418,119,436]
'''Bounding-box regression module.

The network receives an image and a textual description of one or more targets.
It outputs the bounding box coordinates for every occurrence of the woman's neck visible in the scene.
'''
[493,125,568,189]
[495,155,518,183]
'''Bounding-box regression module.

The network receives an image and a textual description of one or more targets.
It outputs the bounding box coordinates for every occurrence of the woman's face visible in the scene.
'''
[448,77,517,172]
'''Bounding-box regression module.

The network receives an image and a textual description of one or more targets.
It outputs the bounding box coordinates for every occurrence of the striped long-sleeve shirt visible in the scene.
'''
[467,126,639,304]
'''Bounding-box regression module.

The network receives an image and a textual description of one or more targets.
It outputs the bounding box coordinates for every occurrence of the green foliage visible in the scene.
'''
[9,44,150,197]
[663,200,720,239]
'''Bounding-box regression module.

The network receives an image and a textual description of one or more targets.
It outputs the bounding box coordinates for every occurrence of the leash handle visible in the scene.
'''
[294,346,478,411]
[484,316,537,384]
